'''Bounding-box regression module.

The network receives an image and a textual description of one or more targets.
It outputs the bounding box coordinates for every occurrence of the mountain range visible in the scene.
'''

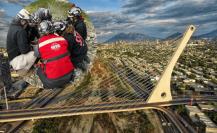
[164,32,182,40]
[196,29,217,39]
[105,32,157,43]
[167,29,217,40]
[105,29,217,43]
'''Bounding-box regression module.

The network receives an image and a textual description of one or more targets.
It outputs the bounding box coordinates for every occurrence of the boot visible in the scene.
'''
[76,62,87,72]
[84,55,90,64]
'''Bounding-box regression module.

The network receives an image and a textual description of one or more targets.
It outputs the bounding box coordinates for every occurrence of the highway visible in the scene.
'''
[173,111,197,133]
[157,110,180,133]
[0,88,63,133]
[0,98,215,133]
[0,98,216,123]
[157,108,187,133]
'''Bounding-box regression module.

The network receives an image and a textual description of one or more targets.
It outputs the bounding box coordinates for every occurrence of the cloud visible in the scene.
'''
[88,11,136,38]
[1,0,33,6]
[0,9,5,17]
[0,8,9,47]
[4,0,32,4]
[122,0,217,25]
[88,9,182,42]
[96,31,113,37]
[0,18,9,47]
[91,0,217,42]
[89,11,134,28]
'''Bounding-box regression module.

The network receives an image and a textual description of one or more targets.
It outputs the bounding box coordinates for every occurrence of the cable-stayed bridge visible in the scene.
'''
[0,25,211,133]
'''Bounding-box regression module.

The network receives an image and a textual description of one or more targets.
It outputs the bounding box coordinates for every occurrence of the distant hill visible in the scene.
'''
[164,32,182,40]
[196,29,217,39]
[106,32,156,43]
[165,30,217,40]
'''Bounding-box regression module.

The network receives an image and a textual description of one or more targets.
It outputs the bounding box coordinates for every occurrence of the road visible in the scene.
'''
[1,98,214,133]
[0,98,216,123]
[156,110,180,133]
[0,88,63,133]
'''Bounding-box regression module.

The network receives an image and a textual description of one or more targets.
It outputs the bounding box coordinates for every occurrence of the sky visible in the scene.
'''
[0,0,217,45]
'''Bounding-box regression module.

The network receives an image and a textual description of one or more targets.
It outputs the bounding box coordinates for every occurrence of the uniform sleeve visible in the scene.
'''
[64,34,75,50]
[76,22,87,40]
[83,24,87,40]
[17,29,31,54]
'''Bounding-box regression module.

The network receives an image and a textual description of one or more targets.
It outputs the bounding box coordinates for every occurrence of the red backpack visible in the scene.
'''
[38,34,74,79]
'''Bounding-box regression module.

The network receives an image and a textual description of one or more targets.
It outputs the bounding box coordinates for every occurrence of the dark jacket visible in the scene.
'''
[64,31,88,66]
[74,19,87,40]
[26,25,40,43]
[6,20,31,61]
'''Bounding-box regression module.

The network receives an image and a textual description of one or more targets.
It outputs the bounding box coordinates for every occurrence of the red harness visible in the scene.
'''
[38,34,74,79]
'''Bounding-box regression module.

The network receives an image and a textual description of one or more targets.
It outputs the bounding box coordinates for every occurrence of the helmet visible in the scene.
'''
[17,9,31,20]
[53,21,66,32]
[39,8,52,20]
[32,8,52,23]
[68,7,82,17]
[31,12,40,23]
[38,20,53,35]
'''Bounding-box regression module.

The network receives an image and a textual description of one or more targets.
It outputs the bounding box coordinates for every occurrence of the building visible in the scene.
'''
[198,104,216,112]
[186,105,217,133]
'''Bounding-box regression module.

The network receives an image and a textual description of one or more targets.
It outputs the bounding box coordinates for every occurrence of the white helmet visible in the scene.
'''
[68,7,81,17]
[17,9,31,20]
[53,21,66,32]
[38,20,53,35]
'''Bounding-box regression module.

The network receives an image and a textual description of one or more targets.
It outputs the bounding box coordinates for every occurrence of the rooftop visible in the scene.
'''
[186,105,217,131]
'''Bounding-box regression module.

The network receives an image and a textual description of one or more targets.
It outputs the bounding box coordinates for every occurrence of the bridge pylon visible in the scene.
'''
[147,25,196,103]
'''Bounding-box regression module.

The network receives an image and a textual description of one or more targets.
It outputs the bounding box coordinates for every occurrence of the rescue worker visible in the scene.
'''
[36,20,75,88]
[63,22,88,72]
[66,7,90,68]
[27,8,52,43]
[6,9,37,74]
[53,21,67,36]
[26,21,40,44]
[31,8,52,24]
[67,7,87,40]
[53,21,87,72]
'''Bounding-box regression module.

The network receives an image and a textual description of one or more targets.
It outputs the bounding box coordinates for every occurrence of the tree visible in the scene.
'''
[32,119,59,133]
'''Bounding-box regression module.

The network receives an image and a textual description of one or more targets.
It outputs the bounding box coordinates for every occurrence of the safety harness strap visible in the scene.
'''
[42,52,70,64]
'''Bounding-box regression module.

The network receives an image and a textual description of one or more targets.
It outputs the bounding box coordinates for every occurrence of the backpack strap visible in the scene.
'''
[41,52,70,64]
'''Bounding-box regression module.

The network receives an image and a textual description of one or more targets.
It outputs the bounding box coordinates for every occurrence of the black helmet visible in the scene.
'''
[32,8,52,23]
[38,20,53,35]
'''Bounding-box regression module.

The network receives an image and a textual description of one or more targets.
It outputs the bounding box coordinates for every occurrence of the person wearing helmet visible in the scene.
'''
[53,21,88,72]
[53,21,67,36]
[67,7,87,40]
[67,7,90,66]
[36,20,74,88]
[6,9,37,75]
[31,8,52,24]
[63,23,88,72]
[26,8,52,44]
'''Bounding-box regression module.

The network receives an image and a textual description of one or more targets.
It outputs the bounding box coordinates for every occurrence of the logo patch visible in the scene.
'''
[75,31,84,46]
[51,43,61,50]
